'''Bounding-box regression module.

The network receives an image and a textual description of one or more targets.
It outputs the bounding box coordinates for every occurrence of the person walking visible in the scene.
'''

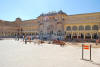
[96,39,99,45]
[23,35,24,41]
[25,36,27,44]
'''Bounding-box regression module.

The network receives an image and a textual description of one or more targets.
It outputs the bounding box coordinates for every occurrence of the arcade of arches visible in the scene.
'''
[65,24,99,39]
[0,11,100,40]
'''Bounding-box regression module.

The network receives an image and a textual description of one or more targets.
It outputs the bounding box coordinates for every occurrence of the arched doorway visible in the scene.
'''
[86,33,91,39]
[73,33,77,39]
[66,33,71,39]
[80,33,84,39]
[93,33,98,39]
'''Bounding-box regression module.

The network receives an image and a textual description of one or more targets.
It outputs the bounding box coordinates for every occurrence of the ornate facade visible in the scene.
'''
[38,11,66,40]
[0,10,100,40]
[64,12,100,40]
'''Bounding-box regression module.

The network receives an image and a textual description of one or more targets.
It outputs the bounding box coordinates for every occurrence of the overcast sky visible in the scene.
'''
[0,0,100,21]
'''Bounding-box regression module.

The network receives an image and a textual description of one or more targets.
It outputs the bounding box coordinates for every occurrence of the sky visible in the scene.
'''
[0,0,100,21]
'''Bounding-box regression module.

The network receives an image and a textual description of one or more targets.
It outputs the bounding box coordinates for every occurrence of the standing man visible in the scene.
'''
[25,36,27,44]
[96,39,99,45]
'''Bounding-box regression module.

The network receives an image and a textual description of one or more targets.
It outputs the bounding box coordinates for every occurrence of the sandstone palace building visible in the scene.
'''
[0,10,100,40]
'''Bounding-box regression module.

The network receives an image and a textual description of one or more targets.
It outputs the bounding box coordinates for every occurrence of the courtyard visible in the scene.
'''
[0,39,100,67]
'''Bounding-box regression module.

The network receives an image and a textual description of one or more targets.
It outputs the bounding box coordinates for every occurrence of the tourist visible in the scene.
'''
[25,36,27,44]
[23,35,24,41]
[96,39,99,45]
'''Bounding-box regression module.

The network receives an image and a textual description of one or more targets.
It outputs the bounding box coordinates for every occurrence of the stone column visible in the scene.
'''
[0,32,1,37]
[71,33,73,39]
[77,33,79,39]
[98,24,100,39]
[91,33,92,39]
[84,33,85,40]
[98,32,100,39]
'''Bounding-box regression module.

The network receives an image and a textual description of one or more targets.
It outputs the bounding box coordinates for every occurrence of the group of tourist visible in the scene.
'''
[14,34,100,45]
[22,35,33,44]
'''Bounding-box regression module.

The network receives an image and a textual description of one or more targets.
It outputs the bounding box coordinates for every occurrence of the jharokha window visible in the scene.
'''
[66,26,71,31]
[85,25,91,30]
[92,25,98,30]
[79,26,84,30]
[72,26,77,30]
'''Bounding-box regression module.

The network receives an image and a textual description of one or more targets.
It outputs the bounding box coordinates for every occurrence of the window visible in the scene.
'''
[72,26,77,30]
[85,25,91,30]
[57,30,61,36]
[92,25,98,30]
[66,26,71,31]
[79,26,84,30]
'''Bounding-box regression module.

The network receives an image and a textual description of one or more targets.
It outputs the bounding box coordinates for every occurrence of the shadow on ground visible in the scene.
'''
[81,59,100,66]
[91,61,100,66]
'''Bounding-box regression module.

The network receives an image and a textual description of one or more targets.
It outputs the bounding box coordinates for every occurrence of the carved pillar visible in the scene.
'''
[84,33,86,40]
[91,33,92,39]
[77,33,79,39]
[98,24,100,39]
[71,33,73,39]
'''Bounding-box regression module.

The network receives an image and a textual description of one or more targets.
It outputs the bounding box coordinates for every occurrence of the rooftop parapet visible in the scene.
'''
[39,10,66,17]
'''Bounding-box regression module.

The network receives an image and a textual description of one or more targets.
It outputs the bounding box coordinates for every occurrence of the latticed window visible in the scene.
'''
[66,26,71,31]
[79,26,84,30]
[85,25,91,30]
[72,26,77,30]
[92,25,98,30]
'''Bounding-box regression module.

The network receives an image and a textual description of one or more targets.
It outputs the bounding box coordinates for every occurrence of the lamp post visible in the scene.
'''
[60,32,62,40]
[42,33,43,40]
[21,28,23,36]
[49,31,53,43]
[58,31,61,40]
[49,31,51,44]
[17,27,22,40]
[17,28,20,40]
[40,31,43,40]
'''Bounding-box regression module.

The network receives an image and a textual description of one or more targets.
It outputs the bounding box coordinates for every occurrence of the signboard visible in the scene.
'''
[82,44,92,61]
[83,45,89,49]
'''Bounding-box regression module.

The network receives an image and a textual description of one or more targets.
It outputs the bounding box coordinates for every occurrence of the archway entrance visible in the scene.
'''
[72,33,77,39]
[93,33,98,39]
[66,34,71,39]
[86,33,91,39]
[80,33,84,39]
